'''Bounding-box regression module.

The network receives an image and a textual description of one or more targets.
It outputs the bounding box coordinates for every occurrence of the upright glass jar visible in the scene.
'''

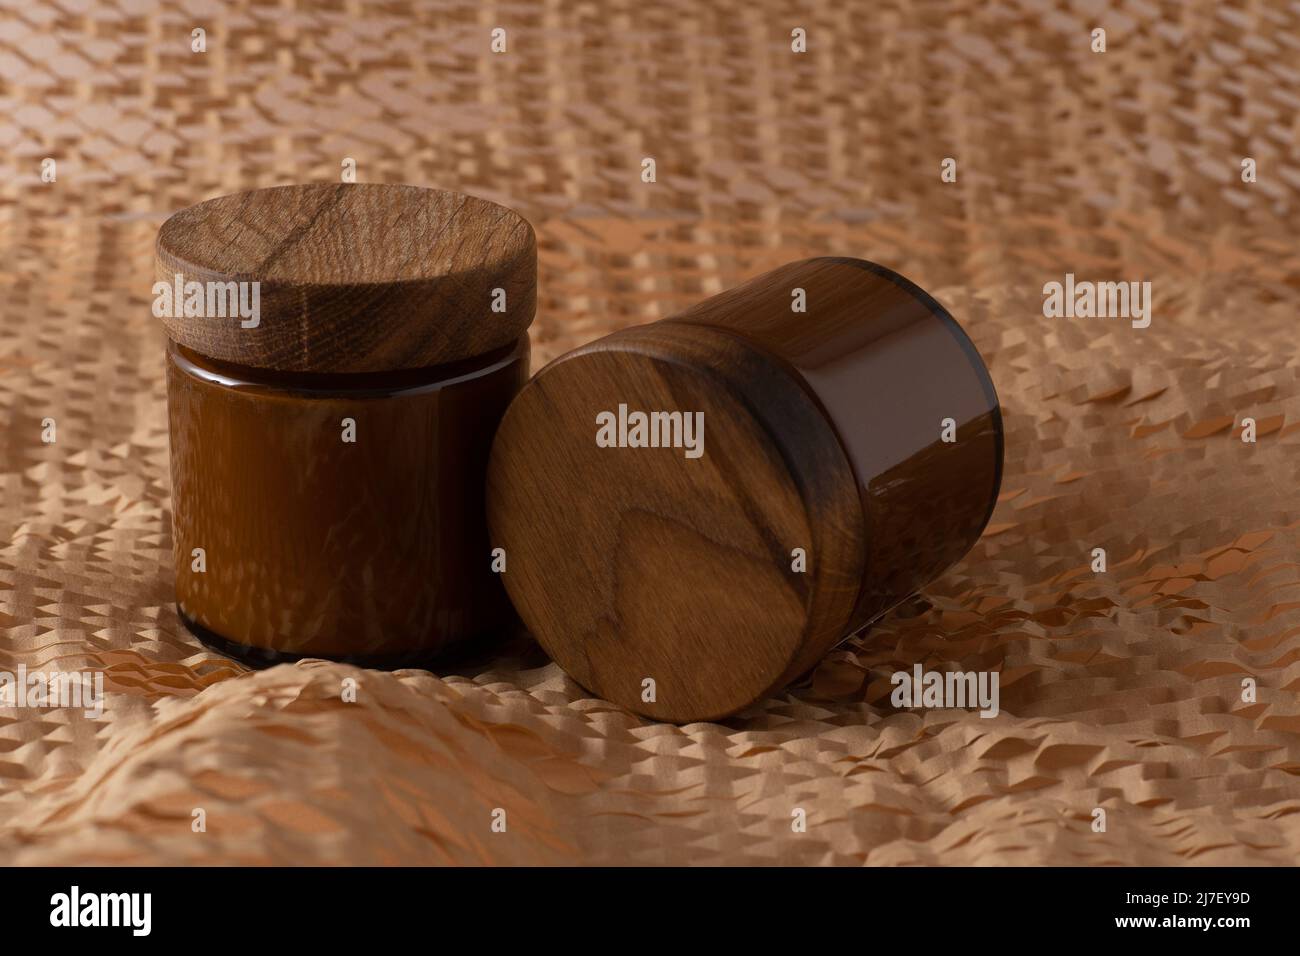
[156,183,535,666]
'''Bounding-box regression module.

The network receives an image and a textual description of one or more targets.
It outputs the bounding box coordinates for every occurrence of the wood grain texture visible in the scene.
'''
[155,183,536,373]
[487,321,866,722]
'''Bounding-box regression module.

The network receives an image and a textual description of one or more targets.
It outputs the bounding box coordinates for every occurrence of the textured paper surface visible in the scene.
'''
[1,0,1298,865]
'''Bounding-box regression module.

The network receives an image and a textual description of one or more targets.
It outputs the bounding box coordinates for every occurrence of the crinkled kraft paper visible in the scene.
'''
[0,0,1297,864]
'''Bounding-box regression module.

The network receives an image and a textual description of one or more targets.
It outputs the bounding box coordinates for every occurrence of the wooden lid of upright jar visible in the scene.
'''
[155,183,536,373]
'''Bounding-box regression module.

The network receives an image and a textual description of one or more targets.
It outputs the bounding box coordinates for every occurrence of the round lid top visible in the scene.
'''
[155,183,536,373]
[486,321,866,723]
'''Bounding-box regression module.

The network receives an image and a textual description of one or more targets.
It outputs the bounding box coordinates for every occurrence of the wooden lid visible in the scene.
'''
[155,183,536,373]
[486,321,866,723]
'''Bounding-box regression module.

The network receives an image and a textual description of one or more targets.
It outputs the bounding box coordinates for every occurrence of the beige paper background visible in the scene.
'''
[0,0,1297,864]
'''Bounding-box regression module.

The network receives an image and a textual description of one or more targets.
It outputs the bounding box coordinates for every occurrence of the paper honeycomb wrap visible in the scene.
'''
[0,0,1297,864]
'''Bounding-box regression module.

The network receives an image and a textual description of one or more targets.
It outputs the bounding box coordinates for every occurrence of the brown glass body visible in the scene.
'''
[666,257,1003,635]
[166,335,529,665]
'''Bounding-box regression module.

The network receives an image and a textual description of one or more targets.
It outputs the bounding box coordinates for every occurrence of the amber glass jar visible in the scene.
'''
[157,183,535,666]
[488,257,1002,722]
